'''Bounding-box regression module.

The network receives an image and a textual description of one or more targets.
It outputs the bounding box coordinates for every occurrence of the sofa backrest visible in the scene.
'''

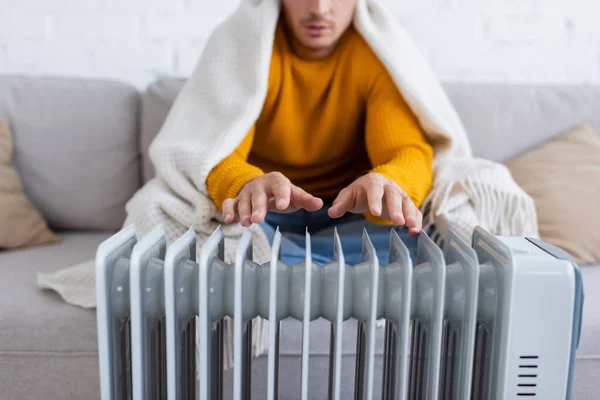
[141,78,600,184]
[140,78,185,183]
[0,76,141,231]
[443,82,600,162]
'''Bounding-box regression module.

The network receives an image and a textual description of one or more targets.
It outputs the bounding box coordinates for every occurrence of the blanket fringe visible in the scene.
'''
[421,162,539,249]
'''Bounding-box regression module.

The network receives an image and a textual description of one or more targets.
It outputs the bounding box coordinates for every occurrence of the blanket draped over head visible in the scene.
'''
[38,0,539,366]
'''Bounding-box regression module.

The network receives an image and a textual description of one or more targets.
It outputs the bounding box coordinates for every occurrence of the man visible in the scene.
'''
[206,0,434,264]
[38,0,538,367]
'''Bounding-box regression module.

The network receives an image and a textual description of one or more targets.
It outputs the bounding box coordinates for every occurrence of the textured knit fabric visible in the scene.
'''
[206,19,434,213]
[38,0,539,363]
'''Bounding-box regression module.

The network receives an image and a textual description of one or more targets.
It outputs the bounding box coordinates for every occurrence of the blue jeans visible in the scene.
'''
[258,205,418,266]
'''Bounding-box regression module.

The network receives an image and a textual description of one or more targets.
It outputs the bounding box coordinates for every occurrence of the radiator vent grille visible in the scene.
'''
[517,355,539,397]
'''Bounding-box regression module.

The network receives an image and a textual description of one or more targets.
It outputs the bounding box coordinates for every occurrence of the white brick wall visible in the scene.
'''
[1,0,599,89]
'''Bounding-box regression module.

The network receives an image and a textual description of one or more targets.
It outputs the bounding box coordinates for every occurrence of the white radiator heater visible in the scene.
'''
[95,224,583,400]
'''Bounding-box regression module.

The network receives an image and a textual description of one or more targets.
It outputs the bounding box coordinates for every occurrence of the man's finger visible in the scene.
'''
[250,190,268,224]
[384,184,405,226]
[270,176,292,210]
[222,198,237,224]
[237,195,252,227]
[367,180,384,217]
[291,185,323,211]
[328,188,353,218]
[411,208,423,236]
[402,195,420,235]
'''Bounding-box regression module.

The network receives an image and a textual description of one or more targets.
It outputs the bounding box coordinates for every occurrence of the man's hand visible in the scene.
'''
[327,173,422,236]
[222,172,323,227]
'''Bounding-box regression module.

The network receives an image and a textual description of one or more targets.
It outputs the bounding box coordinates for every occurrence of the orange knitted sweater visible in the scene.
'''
[207,20,434,223]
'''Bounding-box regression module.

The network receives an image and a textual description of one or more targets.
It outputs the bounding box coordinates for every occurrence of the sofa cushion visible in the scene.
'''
[0,118,61,249]
[0,76,141,230]
[579,265,600,358]
[1,353,100,400]
[506,124,600,265]
[0,231,112,352]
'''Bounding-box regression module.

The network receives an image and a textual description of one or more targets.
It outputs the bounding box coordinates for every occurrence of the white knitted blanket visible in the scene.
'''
[37,0,539,363]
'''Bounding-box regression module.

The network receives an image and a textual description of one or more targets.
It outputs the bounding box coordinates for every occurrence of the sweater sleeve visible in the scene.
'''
[364,67,434,224]
[206,125,265,211]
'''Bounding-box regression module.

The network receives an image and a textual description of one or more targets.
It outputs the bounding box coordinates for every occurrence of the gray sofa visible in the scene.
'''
[1,75,598,399]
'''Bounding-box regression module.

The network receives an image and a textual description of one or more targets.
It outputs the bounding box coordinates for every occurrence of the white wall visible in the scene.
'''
[1,0,599,89]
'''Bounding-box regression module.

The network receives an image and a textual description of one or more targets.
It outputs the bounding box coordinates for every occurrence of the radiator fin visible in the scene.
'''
[328,229,346,400]
[300,230,312,400]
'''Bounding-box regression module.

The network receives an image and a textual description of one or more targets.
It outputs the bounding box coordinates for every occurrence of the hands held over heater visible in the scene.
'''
[221,171,422,236]
[327,172,422,237]
[222,172,324,227]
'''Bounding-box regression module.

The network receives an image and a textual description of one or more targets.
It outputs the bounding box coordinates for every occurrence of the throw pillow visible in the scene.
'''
[0,118,61,250]
[505,123,600,265]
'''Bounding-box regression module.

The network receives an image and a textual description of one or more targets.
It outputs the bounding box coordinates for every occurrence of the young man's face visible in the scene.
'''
[281,0,357,59]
